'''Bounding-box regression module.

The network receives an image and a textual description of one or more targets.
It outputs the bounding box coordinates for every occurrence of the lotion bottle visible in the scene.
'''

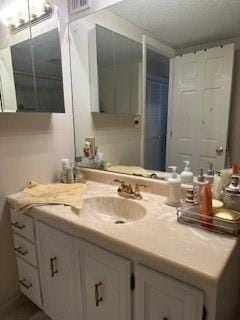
[205,163,215,185]
[166,166,181,207]
[194,169,208,204]
[180,161,194,184]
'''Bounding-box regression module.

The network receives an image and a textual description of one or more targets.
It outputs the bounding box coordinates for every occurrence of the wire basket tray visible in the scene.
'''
[177,206,240,237]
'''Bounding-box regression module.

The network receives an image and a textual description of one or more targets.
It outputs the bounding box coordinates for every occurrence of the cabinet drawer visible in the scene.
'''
[16,257,42,308]
[11,210,35,241]
[13,234,37,267]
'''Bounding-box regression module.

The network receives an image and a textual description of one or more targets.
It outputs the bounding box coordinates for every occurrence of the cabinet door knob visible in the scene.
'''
[50,257,58,277]
[94,282,103,307]
[19,278,32,289]
[14,246,28,256]
[11,222,26,230]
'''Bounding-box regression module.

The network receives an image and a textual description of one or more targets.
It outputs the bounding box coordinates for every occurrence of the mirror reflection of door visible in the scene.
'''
[167,45,234,174]
[144,49,170,171]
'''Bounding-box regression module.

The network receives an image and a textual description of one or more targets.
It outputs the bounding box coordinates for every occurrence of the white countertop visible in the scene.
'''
[7,180,238,285]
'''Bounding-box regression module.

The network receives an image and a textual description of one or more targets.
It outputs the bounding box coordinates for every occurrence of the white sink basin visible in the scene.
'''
[81,196,147,224]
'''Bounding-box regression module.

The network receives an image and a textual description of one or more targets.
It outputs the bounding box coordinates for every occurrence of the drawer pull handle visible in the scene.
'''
[50,257,58,277]
[94,282,103,307]
[14,246,28,256]
[11,222,26,230]
[19,278,32,289]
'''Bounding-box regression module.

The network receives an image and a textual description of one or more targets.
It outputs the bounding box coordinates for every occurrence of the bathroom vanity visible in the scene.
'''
[7,171,240,320]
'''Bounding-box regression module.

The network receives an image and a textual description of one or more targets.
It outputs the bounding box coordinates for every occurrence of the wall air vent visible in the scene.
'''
[69,0,91,15]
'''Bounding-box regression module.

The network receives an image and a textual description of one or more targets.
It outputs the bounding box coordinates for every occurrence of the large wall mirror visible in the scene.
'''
[70,0,240,178]
[0,0,65,112]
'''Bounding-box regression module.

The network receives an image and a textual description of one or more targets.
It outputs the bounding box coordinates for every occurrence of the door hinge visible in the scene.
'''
[202,306,207,320]
[170,130,173,137]
[130,273,135,291]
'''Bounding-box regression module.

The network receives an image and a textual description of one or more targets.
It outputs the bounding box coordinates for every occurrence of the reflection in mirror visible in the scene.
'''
[0,0,65,112]
[145,50,169,172]
[70,1,240,178]
[31,29,64,112]
[11,37,36,111]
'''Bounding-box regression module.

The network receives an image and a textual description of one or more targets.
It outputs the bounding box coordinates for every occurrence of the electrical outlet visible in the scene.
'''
[85,137,96,156]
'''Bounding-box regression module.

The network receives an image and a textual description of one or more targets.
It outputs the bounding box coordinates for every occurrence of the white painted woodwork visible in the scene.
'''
[16,257,42,308]
[10,216,207,320]
[13,233,38,267]
[10,210,35,242]
[75,238,131,320]
[0,47,17,112]
[167,44,234,173]
[36,222,79,320]
[135,265,204,320]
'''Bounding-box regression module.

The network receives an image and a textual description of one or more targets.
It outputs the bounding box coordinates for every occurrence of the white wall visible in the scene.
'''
[70,10,147,166]
[0,0,75,311]
[69,0,123,21]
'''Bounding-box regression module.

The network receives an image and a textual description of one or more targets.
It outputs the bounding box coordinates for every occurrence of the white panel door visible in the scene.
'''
[0,47,17,111]
[168,44,234,173]
[75,238,131,320]
[37,222,79,320]
[135,265,204,320]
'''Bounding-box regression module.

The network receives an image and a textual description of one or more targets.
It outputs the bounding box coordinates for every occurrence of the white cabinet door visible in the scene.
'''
[135,265,204,320]
[75,238,131,320]
[37,222,79,320]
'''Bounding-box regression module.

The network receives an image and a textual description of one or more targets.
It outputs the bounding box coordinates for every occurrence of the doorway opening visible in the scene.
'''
[144,49,170,171]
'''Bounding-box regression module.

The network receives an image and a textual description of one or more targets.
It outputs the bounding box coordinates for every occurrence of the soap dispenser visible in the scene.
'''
[166,166,181,207]
[180,161,194,184]
[194,169,208,204]
[205,163,214,185]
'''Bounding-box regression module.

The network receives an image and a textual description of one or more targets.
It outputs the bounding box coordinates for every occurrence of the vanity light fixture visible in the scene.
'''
[0,0,53,33]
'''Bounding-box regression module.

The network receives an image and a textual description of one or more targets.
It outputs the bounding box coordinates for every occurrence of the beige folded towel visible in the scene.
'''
[15,181,86,213]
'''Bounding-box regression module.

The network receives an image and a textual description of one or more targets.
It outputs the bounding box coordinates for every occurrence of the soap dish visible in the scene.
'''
[177,206,240,237]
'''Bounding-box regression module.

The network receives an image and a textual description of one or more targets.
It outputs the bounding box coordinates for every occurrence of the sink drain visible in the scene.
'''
[115,220,125,224]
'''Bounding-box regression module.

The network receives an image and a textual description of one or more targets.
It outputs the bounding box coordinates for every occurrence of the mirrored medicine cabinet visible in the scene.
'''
[0,0,65,113]
[89,24,142,114]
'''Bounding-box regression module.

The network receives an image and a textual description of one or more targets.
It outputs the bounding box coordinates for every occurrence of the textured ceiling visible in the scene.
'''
[109,0,240,48]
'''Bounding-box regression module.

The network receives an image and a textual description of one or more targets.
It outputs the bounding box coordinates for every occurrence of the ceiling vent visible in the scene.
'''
[69,0,91,15]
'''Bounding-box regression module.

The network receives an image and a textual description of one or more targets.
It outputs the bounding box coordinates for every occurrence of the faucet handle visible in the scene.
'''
[135,183,147,190]
[134,183,147,199]
[114,179,125,185]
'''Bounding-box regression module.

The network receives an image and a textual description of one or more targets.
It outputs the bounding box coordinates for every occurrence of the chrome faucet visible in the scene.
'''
[114,179,147,199]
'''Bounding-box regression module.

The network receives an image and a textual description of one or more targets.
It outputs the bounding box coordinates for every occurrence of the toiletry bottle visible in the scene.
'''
[182,187,198,221]
[66,163,74,183]
[182,187,196,211]
[232,163,239,176]
[61,158,70,183]
[205,163,214,185]
[199,183,213,229]
[166,166,181,207]
[212,171,223,200]
[194,169,208,204]
[180,160,194,184]
[222,175,240,211]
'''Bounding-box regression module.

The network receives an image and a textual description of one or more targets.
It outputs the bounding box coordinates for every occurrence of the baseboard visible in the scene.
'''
[0,294,25,317]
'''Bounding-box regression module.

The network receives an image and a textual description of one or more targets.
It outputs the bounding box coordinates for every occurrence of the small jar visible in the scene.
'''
[222,175,240,211]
